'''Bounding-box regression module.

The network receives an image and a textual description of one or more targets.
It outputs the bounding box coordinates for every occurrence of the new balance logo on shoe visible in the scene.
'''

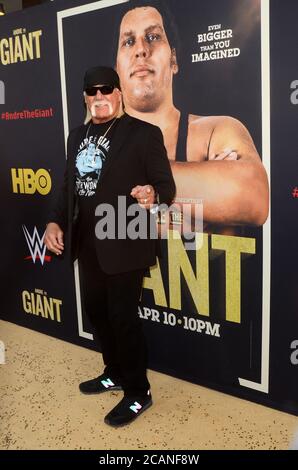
[129,401,142,413]
[101,378,116,389]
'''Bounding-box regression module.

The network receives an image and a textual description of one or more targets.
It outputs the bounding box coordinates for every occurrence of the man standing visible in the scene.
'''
[45,66,175,427]
[116,0,269,229]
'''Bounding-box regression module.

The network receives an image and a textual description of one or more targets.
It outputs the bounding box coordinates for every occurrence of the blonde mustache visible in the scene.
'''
[91,100,113,116]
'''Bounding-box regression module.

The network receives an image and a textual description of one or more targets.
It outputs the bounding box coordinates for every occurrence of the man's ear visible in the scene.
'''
[170,48,178,73]
[116,88,122,102]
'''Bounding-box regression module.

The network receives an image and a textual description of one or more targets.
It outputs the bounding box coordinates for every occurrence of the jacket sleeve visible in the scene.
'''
[47,128,76,232]
[145,125,176,206]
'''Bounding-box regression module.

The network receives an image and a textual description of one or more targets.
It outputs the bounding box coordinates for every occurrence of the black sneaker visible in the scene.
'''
[79,374,122,394]
[104,391,152,427]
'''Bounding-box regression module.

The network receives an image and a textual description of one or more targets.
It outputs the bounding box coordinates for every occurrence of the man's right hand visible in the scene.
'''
[44,222,64,256]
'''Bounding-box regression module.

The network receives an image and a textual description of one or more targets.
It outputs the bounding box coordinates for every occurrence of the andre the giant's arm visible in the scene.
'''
[171,116,269,226]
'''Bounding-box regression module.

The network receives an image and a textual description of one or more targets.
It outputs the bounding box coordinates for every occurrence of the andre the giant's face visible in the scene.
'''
[116,7,178,113]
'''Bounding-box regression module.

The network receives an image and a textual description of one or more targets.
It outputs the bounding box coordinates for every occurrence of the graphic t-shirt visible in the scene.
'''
[75,118,117,244]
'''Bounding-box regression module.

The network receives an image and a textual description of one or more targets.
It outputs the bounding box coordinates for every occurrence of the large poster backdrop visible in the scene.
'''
[0,0,297,415]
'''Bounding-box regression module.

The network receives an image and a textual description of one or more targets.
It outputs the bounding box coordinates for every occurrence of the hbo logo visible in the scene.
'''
[11,168,52,195]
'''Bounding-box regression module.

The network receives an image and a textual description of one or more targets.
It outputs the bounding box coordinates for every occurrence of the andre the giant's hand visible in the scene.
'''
[211,148,238,160]
[44,222,64,256]
[130,184,155,209]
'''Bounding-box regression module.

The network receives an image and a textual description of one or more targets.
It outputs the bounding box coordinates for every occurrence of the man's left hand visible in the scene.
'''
[130,184,155,209]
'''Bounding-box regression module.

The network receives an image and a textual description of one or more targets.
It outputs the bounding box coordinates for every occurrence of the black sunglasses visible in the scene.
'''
[85,85,115,96]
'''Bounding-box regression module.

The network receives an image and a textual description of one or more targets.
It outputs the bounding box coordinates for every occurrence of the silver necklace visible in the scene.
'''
[85,117,117,148]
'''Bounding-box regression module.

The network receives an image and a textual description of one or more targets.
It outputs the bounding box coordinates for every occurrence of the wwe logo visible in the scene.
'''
[23,225,48,265]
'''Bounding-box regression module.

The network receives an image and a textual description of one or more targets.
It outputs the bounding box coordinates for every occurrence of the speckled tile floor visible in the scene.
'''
[0,319,297,450]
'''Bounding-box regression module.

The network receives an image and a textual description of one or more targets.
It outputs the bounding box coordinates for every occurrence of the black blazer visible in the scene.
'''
[49,113,176,274]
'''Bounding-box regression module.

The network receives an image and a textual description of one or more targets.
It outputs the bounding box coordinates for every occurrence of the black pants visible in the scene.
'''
[79,237,150,397]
